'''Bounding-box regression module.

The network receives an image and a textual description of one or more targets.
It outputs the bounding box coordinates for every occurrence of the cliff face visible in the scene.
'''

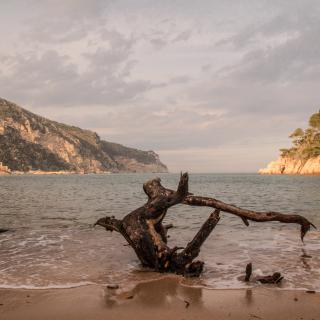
[0,98,168,173]
[259,110,320,175]
[0,162,10,175]
[259,156,320,175]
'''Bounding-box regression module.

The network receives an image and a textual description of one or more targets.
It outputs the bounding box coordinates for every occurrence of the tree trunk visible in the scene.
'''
[95,173,315,277]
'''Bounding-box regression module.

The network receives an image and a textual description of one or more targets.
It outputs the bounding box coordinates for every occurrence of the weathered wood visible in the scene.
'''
[170,209,220,276]
[142,176,315,241]
[257,272,283,284]
[95,172,315,277]
[243,263,283,284]
[245,263,252,282]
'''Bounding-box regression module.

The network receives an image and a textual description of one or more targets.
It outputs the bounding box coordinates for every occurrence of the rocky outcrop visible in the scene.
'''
[259,110,320,175]
[0,162,10,175]
[259,156,320,175]
[0,98,168,174]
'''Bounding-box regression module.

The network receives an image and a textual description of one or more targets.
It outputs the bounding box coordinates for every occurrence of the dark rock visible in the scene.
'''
[107,284,119,290]
[257,272,283,284]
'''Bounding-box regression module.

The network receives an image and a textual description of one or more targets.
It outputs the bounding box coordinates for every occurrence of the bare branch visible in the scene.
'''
[183,195,316,241]
[94,216,122,232]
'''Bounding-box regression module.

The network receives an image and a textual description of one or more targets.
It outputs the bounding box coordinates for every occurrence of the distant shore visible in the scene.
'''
[1,277,319,320]
[0,170,171,175]
[28,170,111,175]
[0,170,92,175]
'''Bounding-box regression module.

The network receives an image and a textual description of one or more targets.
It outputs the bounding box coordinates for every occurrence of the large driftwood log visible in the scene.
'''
[95,173,315,277]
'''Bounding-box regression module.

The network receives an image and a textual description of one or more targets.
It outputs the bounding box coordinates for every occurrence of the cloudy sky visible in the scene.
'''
[1,1,319,172]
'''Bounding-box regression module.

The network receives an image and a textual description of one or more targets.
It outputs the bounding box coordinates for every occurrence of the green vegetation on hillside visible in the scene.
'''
[280,110,320,159]
[101,141,157,165]
[0,97,168,173]
[0,126,73,171]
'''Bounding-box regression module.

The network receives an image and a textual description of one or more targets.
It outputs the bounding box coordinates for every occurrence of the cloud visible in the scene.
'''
[216,1,320,83]
[171,30,192,43]
[23,0,112,43]
[149,38,168,50]
[1,1,319,172]
[0,34,154,106]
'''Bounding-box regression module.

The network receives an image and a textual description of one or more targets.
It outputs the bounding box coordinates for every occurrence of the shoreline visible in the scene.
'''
[259,172,320,176]
[1,171,320,176]
[1,277,319,320]
[0,170,169,175]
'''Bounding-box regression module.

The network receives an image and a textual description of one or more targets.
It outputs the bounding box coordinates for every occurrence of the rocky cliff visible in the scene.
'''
[0,98,168,174]
[259,111,320,175]
[0,162,10,175]
[259,156,320,175]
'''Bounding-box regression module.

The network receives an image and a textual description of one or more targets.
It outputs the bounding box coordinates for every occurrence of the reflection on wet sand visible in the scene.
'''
[245,289,253,305]
[105,276,203,308]
[300,248,312,270]
[1,279,319,320]
[103,277,320,320]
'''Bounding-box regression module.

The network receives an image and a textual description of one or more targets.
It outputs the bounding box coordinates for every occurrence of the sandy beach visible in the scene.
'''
[0,277,319,320]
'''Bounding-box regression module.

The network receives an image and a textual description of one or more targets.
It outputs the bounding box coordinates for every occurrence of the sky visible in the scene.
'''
[0,0,319,172]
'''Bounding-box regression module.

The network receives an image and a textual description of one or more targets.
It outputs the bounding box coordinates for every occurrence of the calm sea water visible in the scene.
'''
[0,173,319,290]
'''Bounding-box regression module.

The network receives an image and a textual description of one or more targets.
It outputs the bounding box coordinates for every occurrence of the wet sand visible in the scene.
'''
[1,277,319,320]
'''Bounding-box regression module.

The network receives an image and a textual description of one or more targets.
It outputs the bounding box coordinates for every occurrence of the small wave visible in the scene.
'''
[0,281,95,290]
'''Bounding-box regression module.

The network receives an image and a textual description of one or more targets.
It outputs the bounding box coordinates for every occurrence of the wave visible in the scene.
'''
[0,281,95,290]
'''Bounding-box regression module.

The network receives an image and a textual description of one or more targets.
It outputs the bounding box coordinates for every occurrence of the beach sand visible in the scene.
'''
[0,277,319,320]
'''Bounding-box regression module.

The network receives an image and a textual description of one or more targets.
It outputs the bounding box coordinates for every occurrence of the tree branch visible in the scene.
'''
[168,209,220,276]
[94,216,122,232]
[142,177,316,241]
[183,195,316,241]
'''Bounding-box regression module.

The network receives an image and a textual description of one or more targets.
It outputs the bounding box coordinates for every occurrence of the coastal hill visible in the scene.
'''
[259,111,320,175]
[0,98,168,174]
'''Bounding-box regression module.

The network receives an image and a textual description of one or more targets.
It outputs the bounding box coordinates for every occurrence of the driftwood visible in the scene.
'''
[257,272,283,284]
[95,173,315,277]
[244,262,283,284]
[245,263,253,282]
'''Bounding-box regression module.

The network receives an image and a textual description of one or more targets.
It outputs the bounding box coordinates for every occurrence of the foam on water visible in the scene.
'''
[0,281,95,290]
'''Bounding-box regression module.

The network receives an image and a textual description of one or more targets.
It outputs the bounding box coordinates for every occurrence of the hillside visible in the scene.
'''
[0,98,168,174]
[259,111,320,175]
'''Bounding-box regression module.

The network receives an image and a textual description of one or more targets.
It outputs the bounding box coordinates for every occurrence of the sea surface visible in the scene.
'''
[0,173,319,291]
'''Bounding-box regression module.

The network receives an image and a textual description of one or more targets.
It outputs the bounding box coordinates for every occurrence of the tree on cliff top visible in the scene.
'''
[281,110,320,159]
[309,110,320,129]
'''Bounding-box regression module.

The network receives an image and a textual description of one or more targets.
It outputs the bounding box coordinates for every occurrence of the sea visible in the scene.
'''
[0,173,319,291]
